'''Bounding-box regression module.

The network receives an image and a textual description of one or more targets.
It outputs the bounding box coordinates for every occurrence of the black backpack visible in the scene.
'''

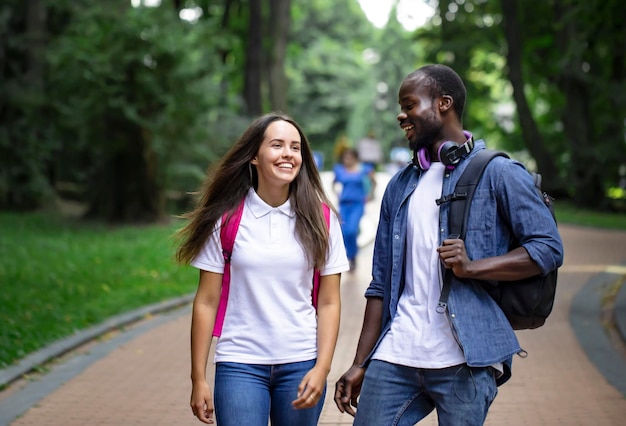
[437,149,558,330]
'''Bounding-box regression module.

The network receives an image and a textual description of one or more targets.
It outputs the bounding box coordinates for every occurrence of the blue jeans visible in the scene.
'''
[339,201,365,261]
[214,360,325,426]
[354,360,497,426]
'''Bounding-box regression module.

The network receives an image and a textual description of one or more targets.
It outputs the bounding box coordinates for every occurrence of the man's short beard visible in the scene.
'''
[409,106,443,151]
[409,119,443,152]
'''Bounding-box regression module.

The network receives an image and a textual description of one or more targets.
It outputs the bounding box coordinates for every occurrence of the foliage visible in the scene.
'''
[512,0,626,206]
[1,1,244,219]
[288,0,380,164]
[0,0,58,210]
[0,211,196,368]
[44,3,237,220]
[363,11,428,154]
[1,0,625,215]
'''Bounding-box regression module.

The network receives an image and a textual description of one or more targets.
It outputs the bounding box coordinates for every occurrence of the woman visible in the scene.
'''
[175,112,349,425]
[333,147,376,271]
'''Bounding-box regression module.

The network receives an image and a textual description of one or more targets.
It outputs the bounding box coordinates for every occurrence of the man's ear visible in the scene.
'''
[439,95,453,113]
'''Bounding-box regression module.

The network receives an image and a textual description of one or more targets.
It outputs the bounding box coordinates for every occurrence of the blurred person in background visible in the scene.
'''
[357,130,384,170]
[333,147,376,272]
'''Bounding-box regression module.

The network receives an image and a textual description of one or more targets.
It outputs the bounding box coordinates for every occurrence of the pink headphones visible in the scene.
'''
[414,131,474,170]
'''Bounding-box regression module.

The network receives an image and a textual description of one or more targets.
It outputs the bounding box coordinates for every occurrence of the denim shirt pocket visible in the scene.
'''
[466,189,495,231]
[464,188,498,259]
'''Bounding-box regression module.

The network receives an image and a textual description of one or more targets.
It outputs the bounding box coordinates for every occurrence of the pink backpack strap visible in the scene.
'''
[312,203,331,309]
[214,200,245,337]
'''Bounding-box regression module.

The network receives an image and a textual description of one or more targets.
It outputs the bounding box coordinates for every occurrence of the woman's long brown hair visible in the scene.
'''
[174,112,336,270]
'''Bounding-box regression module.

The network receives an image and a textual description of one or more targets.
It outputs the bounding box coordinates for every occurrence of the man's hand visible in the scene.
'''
[437,236,471,278]
[334,365,365,417]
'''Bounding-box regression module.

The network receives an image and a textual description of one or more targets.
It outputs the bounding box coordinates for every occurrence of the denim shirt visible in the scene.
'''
[364,141,564,386]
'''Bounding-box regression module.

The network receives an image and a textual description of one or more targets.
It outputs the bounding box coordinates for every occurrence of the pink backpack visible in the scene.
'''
[213,200,331,337]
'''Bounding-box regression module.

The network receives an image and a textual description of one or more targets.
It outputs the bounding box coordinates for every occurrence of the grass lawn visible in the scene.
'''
[555,202,626,229]
[0,211,196,369]
[0,200,624,370]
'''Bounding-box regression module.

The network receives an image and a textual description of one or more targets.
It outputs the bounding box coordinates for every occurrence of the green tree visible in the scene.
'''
[415,0,625,208]
[4,0,622,219]
[268,0,291,112]
[287,0,380,161]
[0,0,59,210]
[365,6,428,153]
[551,0,626,208]
[45,3,231,222]
[500,0,563,195]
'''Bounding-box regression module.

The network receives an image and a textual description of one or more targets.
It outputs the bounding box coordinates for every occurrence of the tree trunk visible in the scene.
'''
[84,117,164,223]
[84,65,164,224]
[593,1,626,204]
[25,0,46,88]
[27,0,54,200]
[500,0,564,196]
[244,0,263,116]
[216,0,235,104]
[268,0,290,112]
[553,1,606,209]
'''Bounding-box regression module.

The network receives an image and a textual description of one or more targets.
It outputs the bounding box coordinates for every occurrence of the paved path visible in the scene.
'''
[1,172,626,425]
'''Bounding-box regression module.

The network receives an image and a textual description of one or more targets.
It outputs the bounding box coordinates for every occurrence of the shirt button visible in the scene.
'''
[394,235,399,239]
[451,314,456,318]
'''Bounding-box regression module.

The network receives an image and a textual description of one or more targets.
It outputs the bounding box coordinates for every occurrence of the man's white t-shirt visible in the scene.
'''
[191,189,349,364]
[373,162,466,368]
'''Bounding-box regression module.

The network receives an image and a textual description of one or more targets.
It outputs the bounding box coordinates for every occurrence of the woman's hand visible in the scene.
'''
[190,380,215,424]
[291,365,328,409]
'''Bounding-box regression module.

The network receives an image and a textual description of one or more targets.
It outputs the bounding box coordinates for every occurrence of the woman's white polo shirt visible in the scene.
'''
[191,188,349,364]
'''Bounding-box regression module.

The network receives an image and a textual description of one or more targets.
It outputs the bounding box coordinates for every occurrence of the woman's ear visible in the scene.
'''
[250,157,258,165]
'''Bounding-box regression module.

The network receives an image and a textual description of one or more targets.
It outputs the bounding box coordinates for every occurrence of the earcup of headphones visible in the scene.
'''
[416,147,431,170]
[438,141,461,167]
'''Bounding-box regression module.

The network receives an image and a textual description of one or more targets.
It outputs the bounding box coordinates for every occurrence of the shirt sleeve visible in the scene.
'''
[333,164,342,183]
[364,185,392,299]
[189,218,225,273]
[320,211,350,276]
[497,160,564,275]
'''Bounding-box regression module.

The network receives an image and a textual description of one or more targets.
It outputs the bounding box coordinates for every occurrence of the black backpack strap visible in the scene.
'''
[437,149,509,314]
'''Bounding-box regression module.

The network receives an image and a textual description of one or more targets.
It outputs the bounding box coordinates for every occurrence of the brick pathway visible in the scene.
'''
[1,173,626,425]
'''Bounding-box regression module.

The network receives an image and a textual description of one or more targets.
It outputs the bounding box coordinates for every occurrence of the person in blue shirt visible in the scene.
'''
[333,147,376,271]
[333,64,563,425]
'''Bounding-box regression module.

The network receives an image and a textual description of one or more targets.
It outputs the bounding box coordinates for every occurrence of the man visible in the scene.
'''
[334,64,563,425]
